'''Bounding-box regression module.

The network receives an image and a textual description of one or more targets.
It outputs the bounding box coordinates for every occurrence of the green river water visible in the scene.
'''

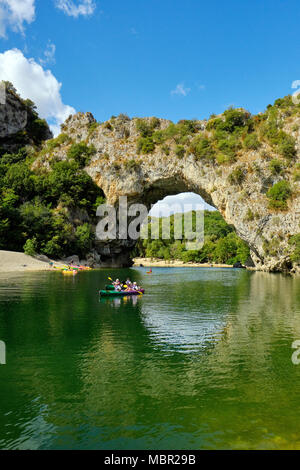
[0,267,300,450]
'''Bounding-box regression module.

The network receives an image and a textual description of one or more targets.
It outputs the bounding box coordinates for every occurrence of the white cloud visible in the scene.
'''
[55,0,96,18]
[40,41,56,65]
[0,0,35,37]
[292,80,300,90]
[150,193,215,217]
[171,83,191,97]
[0,49,75,136]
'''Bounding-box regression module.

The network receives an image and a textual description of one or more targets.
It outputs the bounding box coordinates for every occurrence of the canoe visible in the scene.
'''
[62,270,78,275]
[99,289,144,297]
[105,285,115,290]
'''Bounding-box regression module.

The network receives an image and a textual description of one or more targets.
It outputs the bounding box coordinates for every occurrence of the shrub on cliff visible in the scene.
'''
[267,180,292,210]
[136,118,160,137]
[278,135,296,159]
[207,108,251,134]
[189,136,215,161]
[243,133,261,150]
[269,159,284,175]
[216,135,240,160]
[137,137,155,154]
[262,122,296,159]
[67,142,96,168]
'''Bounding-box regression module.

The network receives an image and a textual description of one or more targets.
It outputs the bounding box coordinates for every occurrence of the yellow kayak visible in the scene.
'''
[62,270,77,275]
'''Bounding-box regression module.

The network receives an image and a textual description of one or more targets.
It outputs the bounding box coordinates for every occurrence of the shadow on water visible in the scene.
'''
[0,268,300,449]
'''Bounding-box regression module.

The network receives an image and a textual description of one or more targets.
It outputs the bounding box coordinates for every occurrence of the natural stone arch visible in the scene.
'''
[38,111,300,272]
[92,167,257,268]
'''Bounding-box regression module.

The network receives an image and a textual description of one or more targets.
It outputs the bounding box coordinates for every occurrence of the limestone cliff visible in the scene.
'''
[0,82,52,153]
[34,97,300,273]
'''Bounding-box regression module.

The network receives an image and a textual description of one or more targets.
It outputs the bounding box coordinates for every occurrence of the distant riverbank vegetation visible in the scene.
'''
[132,211,250,265]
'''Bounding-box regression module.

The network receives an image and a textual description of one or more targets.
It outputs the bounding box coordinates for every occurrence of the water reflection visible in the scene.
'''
[0,269,300,449]
[99,295,140,308]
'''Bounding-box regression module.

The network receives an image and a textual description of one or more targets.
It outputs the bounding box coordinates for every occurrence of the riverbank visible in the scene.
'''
[133,257,234,268]
[0,251,236,273]
[0,251,65,273]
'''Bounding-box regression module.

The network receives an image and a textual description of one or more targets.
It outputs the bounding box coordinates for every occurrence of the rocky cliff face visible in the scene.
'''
[0,84,27,138]
[0,82,52,153]
[34,101,300,273]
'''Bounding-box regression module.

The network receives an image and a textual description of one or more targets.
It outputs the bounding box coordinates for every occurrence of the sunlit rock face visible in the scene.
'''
[0,85,27,137]
[35,111,300,272]
[0,83,52,152]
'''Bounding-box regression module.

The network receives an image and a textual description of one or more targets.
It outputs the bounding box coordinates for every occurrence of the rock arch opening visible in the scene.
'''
[95,180,252,268]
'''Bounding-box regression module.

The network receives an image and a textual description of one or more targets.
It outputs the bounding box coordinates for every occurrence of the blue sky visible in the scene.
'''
[1,0,300,130]
[0,0,299,212]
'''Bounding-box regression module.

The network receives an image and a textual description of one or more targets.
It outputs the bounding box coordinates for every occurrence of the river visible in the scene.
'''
[0,267,300,449]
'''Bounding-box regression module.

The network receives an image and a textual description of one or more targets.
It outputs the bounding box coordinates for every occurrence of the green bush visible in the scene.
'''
[269,159,284,175]
[262,123,296,159]
[267,180,292,210]
[75,223,94,257]
[136,118,160,137]
[41,236,63,258]
[243,133,261,150]
[152,130,166,144]
[67,142,96,168]
[137,137,155,154]
[24,237,38,256]
[207,108,250,134]
[278,135,296,159]
[216,135,240,160]
[189,136,215,161]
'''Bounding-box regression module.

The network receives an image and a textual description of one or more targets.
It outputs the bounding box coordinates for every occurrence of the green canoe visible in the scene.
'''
[100,289,145,297]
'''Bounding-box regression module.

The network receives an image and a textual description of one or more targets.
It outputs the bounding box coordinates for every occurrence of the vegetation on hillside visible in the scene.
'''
[134,95,300,212]
[0,147,105,257]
